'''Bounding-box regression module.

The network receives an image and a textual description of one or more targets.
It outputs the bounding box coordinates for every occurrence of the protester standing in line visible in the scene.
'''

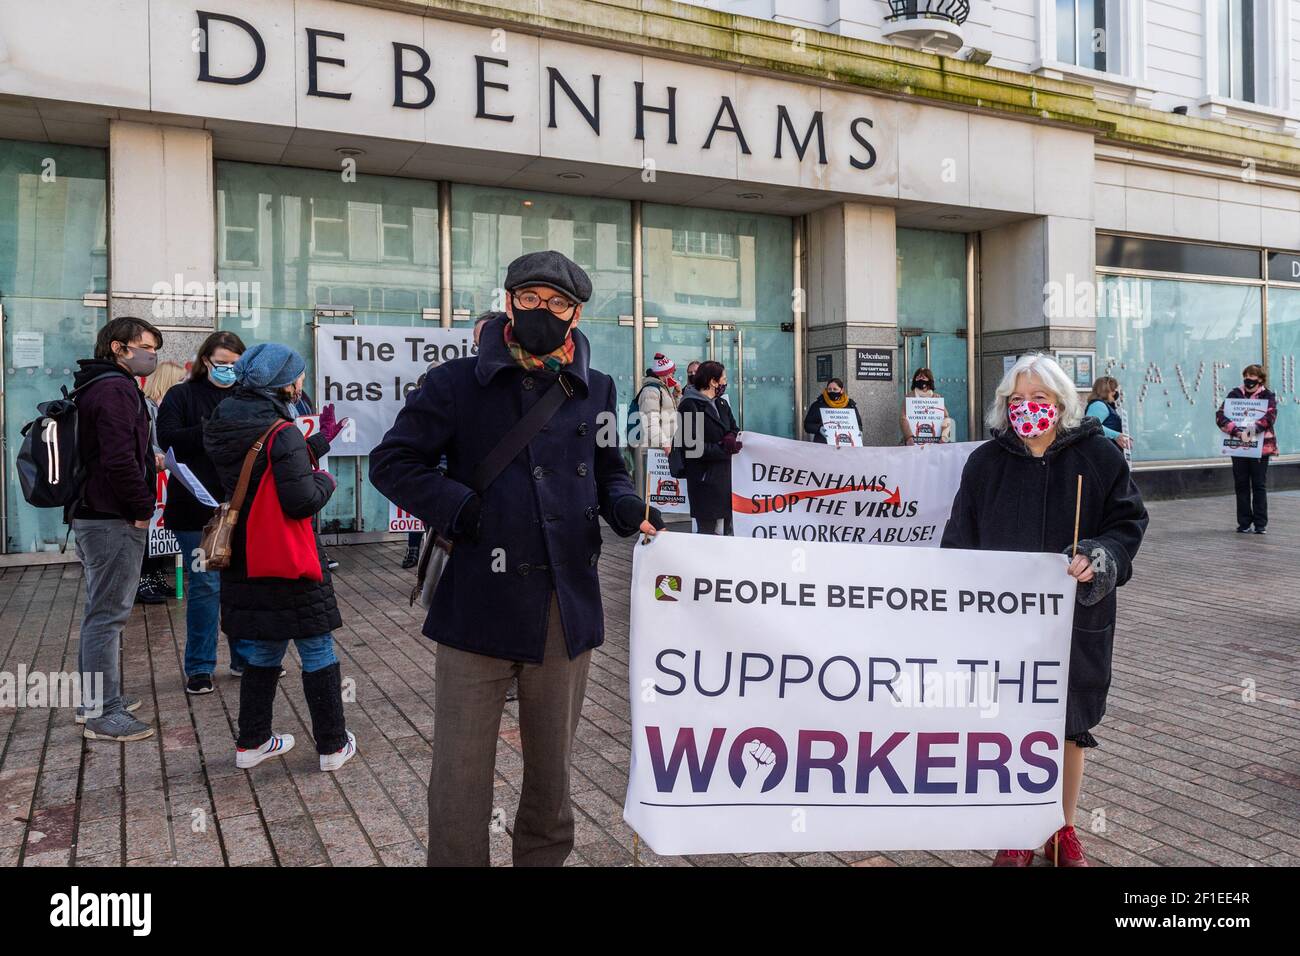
[72,316,164,741]
[634,352,681,453]
[203,343,356,771]
[899,367,955,444]
[1216,363,1278,535]
[803,377,861,444]
[136,360,187,606]
[676,360,740,535]
[370,250,663,867]
[157,331,249,692]
[1083,376,1133,451]
[941,353,1149,867]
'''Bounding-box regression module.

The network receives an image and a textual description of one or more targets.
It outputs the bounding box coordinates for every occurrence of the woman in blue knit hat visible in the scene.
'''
[203,342,358,772]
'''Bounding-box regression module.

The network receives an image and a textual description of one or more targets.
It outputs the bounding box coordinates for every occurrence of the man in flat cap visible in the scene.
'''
[371,250,664,867]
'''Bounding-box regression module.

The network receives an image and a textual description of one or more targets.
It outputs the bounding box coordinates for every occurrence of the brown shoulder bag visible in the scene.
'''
[198,421,281,571]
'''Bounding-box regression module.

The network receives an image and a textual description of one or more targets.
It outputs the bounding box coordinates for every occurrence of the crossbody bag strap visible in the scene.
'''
[470,374,574,493]
[228,422,282,517]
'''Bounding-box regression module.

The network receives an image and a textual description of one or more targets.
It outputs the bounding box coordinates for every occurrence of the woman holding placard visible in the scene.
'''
[1216,364,1278,534]
[803,378,862,445]
[899,367,954,444]
[942,353,1149,867]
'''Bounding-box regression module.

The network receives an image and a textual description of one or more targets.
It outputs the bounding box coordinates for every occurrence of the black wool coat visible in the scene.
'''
[156,376,233,532]
[675,391,739,521]
[368,315,640,663]
[203,388,341,642]
[940,418,1149,737]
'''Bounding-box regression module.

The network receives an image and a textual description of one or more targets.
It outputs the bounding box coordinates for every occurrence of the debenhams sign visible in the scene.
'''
[190,7,885,176]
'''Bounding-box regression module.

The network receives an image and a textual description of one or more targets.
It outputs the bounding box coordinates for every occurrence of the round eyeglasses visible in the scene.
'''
[512,290,576,316]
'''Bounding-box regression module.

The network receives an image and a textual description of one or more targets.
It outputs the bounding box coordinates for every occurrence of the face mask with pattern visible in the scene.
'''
[1008,400,1057,438]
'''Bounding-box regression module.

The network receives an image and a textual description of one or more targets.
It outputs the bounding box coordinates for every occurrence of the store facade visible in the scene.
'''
[0,0,1296,557]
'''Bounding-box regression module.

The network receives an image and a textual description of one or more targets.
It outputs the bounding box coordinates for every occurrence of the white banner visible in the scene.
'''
[647,448,690,515]
[315,325,474,453]
[624,533,1074,855]
[731,433,979,547]
[147,471,179,558]
[818,407,862,447]
[1218,398,1268,458]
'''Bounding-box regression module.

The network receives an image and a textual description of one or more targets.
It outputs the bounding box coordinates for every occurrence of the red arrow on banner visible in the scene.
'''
[731,483,902,515]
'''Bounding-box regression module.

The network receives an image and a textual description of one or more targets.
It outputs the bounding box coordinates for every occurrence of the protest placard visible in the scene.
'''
[731,433,978,547]
[1218,398,1269,458]
[388,502,425,533]
[624,532,1074,854]
[818,407,863,447]
[905,396,946,444]
[647,448,689,515]
[315,325,474,453]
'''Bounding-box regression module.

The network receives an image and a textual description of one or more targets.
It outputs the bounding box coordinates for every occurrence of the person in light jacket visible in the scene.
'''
[941,353,1149,868]
[634,352,681,452]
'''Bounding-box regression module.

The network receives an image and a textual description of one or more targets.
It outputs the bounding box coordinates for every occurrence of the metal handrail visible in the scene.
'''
[885,1,971,26]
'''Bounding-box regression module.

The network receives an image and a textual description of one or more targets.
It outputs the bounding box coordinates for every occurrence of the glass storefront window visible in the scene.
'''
[1096,274,1264,461]
[641,204,795,438]
[1264,286,1300,456]
[450,183,635,409]
[215,162,440,534]
[1,140,107,553]
[896,228,969,442]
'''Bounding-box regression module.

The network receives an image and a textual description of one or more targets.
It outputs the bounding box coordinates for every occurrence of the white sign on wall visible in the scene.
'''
[315,325,474,453]
[624,532,1074,855]
[731,433,979,547]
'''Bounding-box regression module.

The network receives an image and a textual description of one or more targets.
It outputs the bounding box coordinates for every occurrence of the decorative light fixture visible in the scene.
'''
[737,192,764,200]
[557,171,584,181]
[334,147,366,158]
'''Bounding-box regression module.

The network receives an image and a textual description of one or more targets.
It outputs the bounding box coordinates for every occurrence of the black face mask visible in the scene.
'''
[1243,379,1260,390]
[715,383,728,398]
[511,307,573,355]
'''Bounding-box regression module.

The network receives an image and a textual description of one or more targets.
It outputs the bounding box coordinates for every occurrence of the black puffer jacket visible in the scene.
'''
[157,376,232,532]
[203,387,341,641]
[940,418,1149,738]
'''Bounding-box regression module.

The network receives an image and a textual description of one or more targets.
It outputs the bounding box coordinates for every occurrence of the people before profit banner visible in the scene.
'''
[624,532,1075,856]
[315,325,475,453]
[731,433,980,546]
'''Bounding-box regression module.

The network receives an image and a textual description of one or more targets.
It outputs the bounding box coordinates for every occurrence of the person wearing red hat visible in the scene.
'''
[634,352,681,453]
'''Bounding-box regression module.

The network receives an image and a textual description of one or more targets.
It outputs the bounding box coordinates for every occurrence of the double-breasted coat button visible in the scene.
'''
[584,506,596,520]
[532,465,545,480]
[588,554,598,566]
[518,563,531,576]
[577,422,588,435]
[576,463,588,477]
[522,376,535,391]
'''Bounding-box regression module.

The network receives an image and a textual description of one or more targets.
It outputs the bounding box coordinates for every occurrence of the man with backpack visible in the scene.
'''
[71,316,163,741]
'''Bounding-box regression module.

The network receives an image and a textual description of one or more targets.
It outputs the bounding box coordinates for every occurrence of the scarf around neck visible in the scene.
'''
[503,321,575,373]
[822,387,849,409]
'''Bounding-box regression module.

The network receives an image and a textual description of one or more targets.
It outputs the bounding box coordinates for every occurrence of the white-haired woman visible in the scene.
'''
[941,354,1148,867]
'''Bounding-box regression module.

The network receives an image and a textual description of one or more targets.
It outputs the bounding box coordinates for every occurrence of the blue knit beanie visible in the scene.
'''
[234,342,306,390]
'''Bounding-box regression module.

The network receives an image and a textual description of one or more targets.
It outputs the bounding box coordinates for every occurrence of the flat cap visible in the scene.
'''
[504,250,592,303]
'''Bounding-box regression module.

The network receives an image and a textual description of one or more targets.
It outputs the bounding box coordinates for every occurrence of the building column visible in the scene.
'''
[805,202,898,446]
[977,214,1095,409]
[108,120,216,364]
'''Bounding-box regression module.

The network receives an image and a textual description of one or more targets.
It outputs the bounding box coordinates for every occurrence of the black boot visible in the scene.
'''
[401,545,419,569]
[302,663,348,755]
[236,665,281,750]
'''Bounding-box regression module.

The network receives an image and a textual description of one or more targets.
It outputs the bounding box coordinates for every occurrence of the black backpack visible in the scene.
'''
[17,372,120,509]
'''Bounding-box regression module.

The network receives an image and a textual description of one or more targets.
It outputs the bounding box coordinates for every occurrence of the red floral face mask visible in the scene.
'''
[1008,400,1057,437]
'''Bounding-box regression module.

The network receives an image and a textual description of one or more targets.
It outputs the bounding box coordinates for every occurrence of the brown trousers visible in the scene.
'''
[427,592,591,866]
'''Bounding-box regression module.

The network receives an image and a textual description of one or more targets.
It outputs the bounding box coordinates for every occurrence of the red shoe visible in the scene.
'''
[1042,825,1090,867]
[992,849,1035,867]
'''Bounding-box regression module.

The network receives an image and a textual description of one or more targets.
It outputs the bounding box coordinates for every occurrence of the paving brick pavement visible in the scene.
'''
[0,493,1295,867]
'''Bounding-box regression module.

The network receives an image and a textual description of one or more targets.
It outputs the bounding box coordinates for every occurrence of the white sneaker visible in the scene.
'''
[235,733,295,769]
[320,731,357,772]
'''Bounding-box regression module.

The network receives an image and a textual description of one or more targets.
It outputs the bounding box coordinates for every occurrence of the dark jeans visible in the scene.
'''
[1231,456,1269,529]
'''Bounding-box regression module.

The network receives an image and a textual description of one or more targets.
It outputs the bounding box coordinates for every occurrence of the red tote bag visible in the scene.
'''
[245,422,324,582]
